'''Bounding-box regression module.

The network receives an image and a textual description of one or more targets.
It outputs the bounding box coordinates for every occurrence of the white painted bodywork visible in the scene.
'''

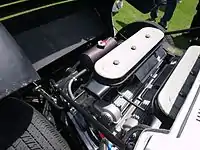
[134,46,200,150]
[158,46,200,118]
[135,70,200,150]
[94,27,164,79]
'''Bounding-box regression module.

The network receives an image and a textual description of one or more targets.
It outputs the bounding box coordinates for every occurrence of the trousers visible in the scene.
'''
[151,0,177,23]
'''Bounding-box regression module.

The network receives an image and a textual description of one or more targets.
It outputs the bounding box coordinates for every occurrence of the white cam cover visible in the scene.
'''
[94,27,164,80]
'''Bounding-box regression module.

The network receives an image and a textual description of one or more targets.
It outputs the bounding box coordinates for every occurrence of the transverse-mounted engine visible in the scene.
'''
[55,27,184,149]
[2,0,198,149]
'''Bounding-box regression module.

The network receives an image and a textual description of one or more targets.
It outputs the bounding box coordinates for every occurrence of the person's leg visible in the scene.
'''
[160,0,177,27]
[150,0,160,19]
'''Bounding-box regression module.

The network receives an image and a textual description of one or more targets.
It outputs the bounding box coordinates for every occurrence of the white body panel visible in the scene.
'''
[134,46,200,150]
[158,46,200,117]
[140,71,200,150]
[95,27,164,79]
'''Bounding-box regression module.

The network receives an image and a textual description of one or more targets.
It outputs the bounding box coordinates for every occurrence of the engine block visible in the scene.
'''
[58,27,184,150]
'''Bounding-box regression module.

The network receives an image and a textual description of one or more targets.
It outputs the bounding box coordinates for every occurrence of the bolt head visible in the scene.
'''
[145,34,151,38]
[131,46,136,50]
[113,60,120,65]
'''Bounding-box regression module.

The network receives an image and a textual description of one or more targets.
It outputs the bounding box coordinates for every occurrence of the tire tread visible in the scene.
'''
[7,108,70,150]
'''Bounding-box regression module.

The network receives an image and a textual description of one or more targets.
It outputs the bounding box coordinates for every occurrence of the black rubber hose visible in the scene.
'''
[67,69,87,100]
[122,124,150,143]
[165,26,200,35]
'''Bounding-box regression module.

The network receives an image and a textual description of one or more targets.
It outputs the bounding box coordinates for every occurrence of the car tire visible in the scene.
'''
[0,98,71,150]
[116,21,175,46]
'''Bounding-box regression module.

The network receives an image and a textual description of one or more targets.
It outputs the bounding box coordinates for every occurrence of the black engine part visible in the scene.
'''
[80,37,118,69]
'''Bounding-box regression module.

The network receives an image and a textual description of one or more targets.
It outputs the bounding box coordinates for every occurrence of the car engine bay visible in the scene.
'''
[1,22,200,150]
[1,0,200,150]
[29,27,190,149]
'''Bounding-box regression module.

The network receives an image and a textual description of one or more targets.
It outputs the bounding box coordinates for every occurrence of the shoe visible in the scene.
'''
[112,0,123,13]
[150,10,158,21]
[158,21,167,29]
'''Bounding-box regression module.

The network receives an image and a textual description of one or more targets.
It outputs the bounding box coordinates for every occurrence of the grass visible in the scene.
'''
[113,0,198,31]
